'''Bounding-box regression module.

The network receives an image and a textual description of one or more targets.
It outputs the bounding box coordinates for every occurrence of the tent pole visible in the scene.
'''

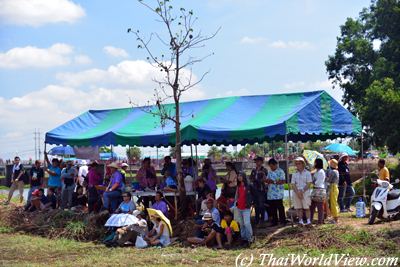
[44,143,47,167]
[361,129,366,201]
[285,134,294,226]
[156,147,159,169]
[111,145,114,161]
[195,145,199,179]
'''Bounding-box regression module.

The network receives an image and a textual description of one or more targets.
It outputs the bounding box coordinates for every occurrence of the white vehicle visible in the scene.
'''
[368,178,400,225]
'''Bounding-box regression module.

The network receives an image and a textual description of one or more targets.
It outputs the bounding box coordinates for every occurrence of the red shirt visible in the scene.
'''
[237,184,247,210]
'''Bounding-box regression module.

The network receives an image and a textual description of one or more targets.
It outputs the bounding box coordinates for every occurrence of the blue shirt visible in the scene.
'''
[152,200,168,216]
[267,168,285,200]
[165,176,177,188]
[48,165,61,188]
[118,201,136,213]
[109,170,123,190]
[210,207,221,226]
[162,163,177,178]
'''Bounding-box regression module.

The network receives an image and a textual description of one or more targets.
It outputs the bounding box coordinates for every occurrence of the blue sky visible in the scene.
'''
[0,0,369,159]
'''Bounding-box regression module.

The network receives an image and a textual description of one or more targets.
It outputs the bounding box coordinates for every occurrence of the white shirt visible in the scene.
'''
[78,165,89,185]
[291,169,312,191]
[313,169,326,189]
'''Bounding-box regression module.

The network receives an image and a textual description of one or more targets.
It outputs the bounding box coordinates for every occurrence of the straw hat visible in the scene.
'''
[107,162,120,169]
[121,163,129,168]
[339,153,349,162]
[329,159,338,169]
[294,157,305,163]
[202,212,213,221]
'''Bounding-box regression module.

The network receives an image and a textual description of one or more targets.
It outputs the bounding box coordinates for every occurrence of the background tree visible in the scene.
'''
[129,0,218,217]
[126,146,142,163]
[207,146,222,162]
[326,0,400,153]
[99,146,111,153]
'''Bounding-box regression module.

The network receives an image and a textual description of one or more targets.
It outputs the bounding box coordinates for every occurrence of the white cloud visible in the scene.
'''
[103,46,129,58]
[56,60,197,90]
[240,36,268,45]
[269,40,313,49]
[74,55,92,65]
[0,0,85,27]
[240,37,314,50]
[0,43,91,69]
[1,59,206,158]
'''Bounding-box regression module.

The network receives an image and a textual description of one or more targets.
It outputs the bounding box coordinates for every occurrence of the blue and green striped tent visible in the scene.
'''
[45,90,361,147]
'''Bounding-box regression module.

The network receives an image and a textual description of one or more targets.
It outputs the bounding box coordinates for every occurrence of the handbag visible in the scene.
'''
[311,188,326,202]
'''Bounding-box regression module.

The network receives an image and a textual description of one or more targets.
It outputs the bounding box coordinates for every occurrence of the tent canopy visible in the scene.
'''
[45,90,362,147]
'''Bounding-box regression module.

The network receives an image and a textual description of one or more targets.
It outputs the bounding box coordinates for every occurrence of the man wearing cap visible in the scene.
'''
[338,153,354,212]
[103,162,124,212]
[249,156,268,226]
[291,157,313,225]
[187,212,224,248]
[120,162,129,185]
[60,160,77,209]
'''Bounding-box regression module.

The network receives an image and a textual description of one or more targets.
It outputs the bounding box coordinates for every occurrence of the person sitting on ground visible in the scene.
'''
[46,187,57,210]
[26,160,44,209]
[151,191,169,217]
[291,157,313,225]
[71,185,88,210]
[145,214,171,247]
[205,198,221,225]
[115,192,136,214]
[378,159,390,182]
[195,178,211,215]
[163,170,178,192]
[115,210,148,246]
[198,192,214,218]
[218,210,240,248]
[187,212,224,248]
[29,188,48,212]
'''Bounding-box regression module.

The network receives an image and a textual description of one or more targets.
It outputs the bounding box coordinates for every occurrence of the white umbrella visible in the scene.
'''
[104,214,139,227]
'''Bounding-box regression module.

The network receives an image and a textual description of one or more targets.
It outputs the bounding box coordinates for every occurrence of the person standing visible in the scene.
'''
[249,156,268,226]
[87,161,102,213]
[266,158,286,226]
[103,162,124,212]
[327,159,340,223]
[26,160,44,207]
[44,152,62,201]
[338,153,354,212]
[201,159,217,197]
[60,160,77,209]
[222,162,238,199]
[234,172,253,245]
[77,160,89,188]
[310,158,326,224]
[291,157,313,225]
[5,156,25,204]
[378,159,390,182]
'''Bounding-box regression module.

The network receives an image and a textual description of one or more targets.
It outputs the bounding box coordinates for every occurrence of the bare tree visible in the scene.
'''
[128,0,219,217]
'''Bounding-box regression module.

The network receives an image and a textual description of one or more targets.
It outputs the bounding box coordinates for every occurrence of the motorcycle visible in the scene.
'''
[368,178,400,225]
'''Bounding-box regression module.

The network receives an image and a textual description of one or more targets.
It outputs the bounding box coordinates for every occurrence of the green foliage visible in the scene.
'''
[126,146,141,161]
[99,146,111,153]
[207,146,222,161]
[66,221,86,236]
[326,0,400,153]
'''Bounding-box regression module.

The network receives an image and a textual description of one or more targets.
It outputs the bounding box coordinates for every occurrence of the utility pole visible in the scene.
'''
[38,130,41,160]
[34,129,37,160]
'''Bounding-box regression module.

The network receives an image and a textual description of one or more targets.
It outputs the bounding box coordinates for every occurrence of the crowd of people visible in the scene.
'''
[4,151,392,249]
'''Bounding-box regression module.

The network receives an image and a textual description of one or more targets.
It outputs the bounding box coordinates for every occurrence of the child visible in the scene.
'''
[218,210,240,248]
